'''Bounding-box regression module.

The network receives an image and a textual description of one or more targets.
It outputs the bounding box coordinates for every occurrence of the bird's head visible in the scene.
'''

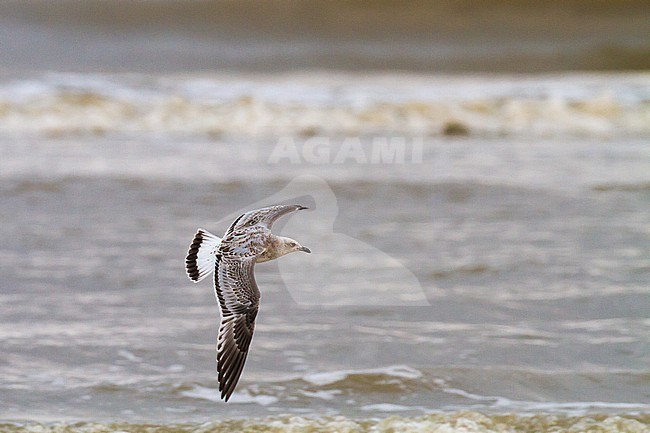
[279,237,311,256]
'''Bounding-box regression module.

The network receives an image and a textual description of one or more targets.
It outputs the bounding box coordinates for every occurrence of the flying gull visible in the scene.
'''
[185,204,310,401]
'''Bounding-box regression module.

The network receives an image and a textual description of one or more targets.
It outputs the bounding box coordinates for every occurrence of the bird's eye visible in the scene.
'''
[289,242,296,247]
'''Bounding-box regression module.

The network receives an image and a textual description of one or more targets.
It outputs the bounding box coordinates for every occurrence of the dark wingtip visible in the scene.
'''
[219,381,230,402]
[296,205,309,210]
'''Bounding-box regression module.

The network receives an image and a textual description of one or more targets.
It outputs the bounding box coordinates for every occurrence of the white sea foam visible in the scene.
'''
[302,365,423,386]
[180,385,278,406]
[439,382,650,415]
[298,389,341,400]
[5,413,648,433]
[0,72,647,138]
[360,403,420,412]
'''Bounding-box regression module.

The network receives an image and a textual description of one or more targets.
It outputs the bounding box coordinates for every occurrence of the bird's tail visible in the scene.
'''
[185,229,221,282]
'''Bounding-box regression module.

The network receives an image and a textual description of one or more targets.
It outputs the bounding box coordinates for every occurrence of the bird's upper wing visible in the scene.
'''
[214,254,260,401]
[226,205,308,235]
[257,204,308,229]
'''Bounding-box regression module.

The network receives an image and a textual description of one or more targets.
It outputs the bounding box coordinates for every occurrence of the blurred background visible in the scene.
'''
[0,0,649,73]
[0,1,649,430]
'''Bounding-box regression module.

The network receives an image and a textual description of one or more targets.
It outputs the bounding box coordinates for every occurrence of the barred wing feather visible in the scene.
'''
[214,256,260,401]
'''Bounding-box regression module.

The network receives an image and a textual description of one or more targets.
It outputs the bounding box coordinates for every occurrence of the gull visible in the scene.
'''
[185,204,311,401]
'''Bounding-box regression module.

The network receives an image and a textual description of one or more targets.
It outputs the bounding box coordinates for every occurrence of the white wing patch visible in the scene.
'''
[185,229,222,282]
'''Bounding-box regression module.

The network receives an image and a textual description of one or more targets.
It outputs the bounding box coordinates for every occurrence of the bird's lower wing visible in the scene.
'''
[214,256,260,401]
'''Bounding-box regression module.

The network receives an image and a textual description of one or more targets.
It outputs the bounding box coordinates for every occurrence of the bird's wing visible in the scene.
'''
[214,255,260,401]
[257,204,308,229]
[226,204,308,234]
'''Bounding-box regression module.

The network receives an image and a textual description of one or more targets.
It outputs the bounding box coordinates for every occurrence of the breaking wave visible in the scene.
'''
[2,413,648,433]
[0,72,648,138]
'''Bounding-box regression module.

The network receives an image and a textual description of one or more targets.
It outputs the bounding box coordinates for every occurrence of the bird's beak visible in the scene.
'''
[299,246,311,253]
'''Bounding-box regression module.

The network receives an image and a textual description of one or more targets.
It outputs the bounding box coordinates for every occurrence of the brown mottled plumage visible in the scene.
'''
[185,204,310,401]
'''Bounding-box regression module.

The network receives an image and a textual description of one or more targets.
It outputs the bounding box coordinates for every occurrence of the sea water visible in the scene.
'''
[0,70,648,432]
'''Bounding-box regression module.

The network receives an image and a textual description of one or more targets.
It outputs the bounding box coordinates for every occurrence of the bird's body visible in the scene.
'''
[185,204,310,401]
